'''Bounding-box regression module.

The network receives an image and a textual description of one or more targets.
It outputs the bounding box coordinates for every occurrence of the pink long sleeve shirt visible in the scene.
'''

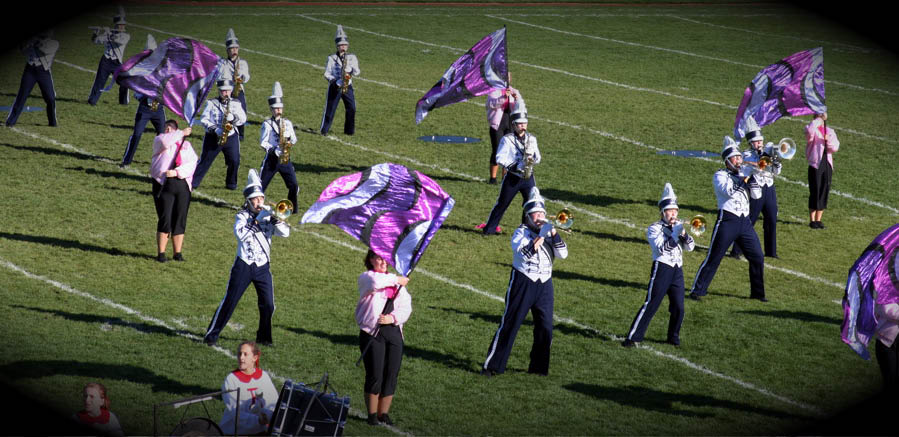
[355,270,412,338]
[805,117,840,169]
[150,130,198,190]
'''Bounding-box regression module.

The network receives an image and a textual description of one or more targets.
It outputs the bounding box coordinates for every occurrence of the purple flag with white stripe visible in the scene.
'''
[112,37,220,124]
[415,28,508,124]
[301,163,455,276]
[841,223,899,360]
[734,47,826,140]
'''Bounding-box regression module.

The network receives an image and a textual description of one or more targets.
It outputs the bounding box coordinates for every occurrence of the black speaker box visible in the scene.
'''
[268,377,350,437]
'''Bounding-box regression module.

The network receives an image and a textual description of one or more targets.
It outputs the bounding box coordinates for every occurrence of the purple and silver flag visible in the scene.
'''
[415,27,508,124]
[841,223,899,360]
[112,37,220,123]
[734,47,826,140]
[301,163,455,276]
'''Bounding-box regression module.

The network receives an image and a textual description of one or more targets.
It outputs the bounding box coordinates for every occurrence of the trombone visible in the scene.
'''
[685,215,706,237]
[539,208,574,234]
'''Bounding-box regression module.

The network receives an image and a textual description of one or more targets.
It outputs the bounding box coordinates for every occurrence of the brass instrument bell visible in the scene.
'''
[271,199,293,222]
[776,137,796,160]
[549,208,573,232]
[688,215,706,237]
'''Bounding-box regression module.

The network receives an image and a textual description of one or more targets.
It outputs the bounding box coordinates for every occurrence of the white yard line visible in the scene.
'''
[7,125,830,416]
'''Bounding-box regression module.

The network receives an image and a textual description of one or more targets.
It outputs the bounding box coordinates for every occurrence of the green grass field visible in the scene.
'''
[2,1,898,435]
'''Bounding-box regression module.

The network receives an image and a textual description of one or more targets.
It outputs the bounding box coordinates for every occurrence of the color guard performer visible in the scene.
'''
[204,170,290,347]
[87,6,130,106]
[192,79,247,190]
[478,98,539,235]
[319,25,360,136]
[689,137,767,302]
[217,29,250,141]
[730,116,780,259]
[120,35,165,167]
[482,188,567,376]
[485,87,520,184]
[623,183,694,348]
[259,82,299,214]
[806,113,840,229]
[5,30,58,127]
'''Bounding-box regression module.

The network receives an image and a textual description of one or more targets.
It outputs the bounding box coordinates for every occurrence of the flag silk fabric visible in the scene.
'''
[841,223,899,360]
[301,163,455,276]
[733,47,826,140]
[113,37,220,123]
[415,28,508,124]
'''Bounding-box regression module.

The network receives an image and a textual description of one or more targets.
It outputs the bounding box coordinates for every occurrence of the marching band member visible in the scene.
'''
[319,25,360,136]
[87,6,130,106]
[191,79,246,190]
[623,183,694,348]
[482,188,567,376]
[120,35,165,168]
[5,30,57,127]
[806,112,840,229]
[217,29,250,141]
[689,137,767,302]
[478,98,540,235]
[149,120,197,263]
[485,87,520,184]
[204,170,289,347]
[259,82,299,214]
[219,341,279,435]
[730,116,781,259]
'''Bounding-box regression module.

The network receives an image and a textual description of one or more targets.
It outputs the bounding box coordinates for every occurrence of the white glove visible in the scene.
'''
[226,112,235,122]
[671,222,684,237]
[215,128,224,137]
[256,209,272,223]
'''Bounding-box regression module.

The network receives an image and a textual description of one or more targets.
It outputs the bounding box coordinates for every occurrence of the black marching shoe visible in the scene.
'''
[378,414,394,426]
[367,413,379,426]
[687,293,702,301]
[173,253,185,262]
[479,368,495,378]
[156,253,168,263]
[621,339,638,348]
[667,338,680,347]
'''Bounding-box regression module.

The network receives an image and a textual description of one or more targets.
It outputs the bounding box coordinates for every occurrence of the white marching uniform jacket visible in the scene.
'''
[92,29,130,62]
[23,37,58,70]
[496,133,540,177]
[217,57,250,84]
[201,98,247,138]
[511,224,568,283]
[647,220,695,267]
[234,208,290,267]
[713,169,756,217]
[324,53,360,88]
[741,148,781,187]
[260,117,297,156]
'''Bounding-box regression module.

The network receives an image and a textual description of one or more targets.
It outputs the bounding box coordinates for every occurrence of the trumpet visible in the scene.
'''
[683,214,706,237]
[538,208,574,234]
[269,199,293,222]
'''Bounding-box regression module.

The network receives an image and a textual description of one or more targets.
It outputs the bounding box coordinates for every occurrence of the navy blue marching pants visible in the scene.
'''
[483,172,535,235]
[731,184,778,257]
[121,98,165,166]
[484,270,554,375]
[691,210,765,299]
[5,64,56,127]
[625,262,684,343]
[192,131,240,190]
[319,83,355,135]
[204,260,275,344]
[259,151,299,213]
[88,56,129,105]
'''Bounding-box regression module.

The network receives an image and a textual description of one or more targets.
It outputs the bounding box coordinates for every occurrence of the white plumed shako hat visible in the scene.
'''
[658,182,679,211]
[721,135,741,161]
[268,82,284,108]
[335,25,349,46]
[244,169,264,200]
[225,28,239,49]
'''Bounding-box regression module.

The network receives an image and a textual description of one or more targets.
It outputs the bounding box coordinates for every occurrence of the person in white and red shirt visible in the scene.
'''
[72,382,124,437]
[355,250,411,426]
[220,341,279,435]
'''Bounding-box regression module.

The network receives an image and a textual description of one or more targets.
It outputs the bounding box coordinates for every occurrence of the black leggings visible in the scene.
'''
[360,326,403,396]
[152,179,191,234]
[876,338,899,393]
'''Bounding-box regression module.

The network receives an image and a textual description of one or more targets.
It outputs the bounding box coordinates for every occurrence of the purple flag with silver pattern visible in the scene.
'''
[841,223,899,360]
[301,163,455,276]
[415,28,508,124]
[112,37,220,124]
[734,47,826,140]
